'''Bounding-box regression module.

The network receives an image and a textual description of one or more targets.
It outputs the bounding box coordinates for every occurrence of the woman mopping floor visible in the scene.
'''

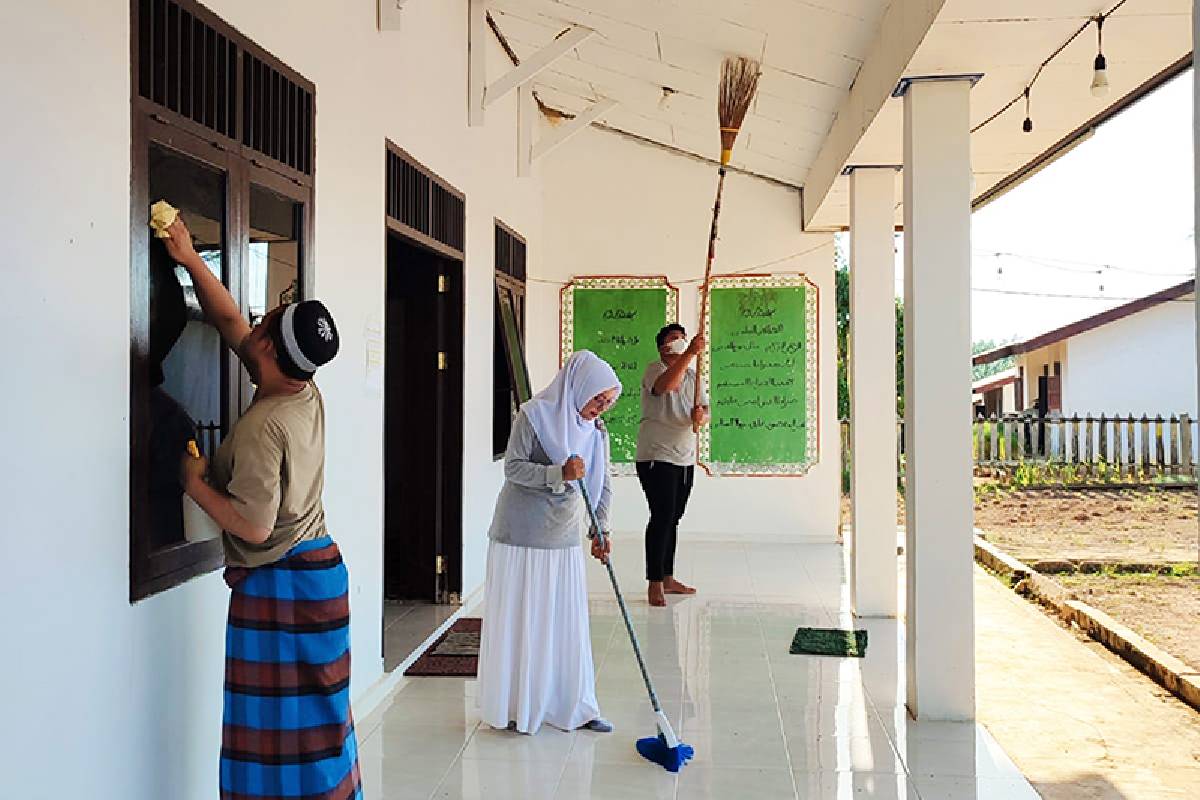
[478,351,621,735]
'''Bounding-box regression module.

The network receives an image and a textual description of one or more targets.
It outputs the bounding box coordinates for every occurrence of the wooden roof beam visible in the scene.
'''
[802,0,946,230]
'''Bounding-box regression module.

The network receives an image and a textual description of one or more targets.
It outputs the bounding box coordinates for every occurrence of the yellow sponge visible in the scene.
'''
[149,200,179,239]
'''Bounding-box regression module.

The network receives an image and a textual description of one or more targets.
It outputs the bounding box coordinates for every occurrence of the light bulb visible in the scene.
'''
[1091,54,1109,97]
[1090,16,1110,98]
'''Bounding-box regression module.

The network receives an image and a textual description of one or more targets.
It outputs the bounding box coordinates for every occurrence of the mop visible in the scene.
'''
[576,476,695,773]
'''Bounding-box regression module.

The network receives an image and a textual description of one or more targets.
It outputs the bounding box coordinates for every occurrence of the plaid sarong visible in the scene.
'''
[220,537,362,800]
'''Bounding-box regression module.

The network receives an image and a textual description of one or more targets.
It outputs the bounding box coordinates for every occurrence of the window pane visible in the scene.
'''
[146,143,227,551]
[248,184,301,326]
[493,285,515,459]
[497,286,532,404]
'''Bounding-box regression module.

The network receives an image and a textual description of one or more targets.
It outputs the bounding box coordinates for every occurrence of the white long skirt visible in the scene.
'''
[477,540,601,734]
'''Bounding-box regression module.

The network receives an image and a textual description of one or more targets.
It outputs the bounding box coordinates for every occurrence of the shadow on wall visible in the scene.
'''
[1032,774,1130,799]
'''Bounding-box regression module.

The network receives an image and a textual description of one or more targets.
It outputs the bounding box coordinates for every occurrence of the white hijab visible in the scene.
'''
[522,350,621,504]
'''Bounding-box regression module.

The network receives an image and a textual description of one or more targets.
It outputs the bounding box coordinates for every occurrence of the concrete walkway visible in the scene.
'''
[975,568,1200,798]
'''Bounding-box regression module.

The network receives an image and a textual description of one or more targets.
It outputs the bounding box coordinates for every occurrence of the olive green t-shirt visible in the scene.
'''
[210,382,327,568]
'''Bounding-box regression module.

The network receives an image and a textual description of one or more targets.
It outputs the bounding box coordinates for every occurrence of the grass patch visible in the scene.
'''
[1058,562,1199,583]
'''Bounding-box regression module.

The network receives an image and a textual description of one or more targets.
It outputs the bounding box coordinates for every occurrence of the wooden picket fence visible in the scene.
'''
[838,414,1199,486]
[973,412,1197,480]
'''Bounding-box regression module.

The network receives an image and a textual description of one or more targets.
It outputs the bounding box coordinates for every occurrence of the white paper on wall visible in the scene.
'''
[364,315,384,396]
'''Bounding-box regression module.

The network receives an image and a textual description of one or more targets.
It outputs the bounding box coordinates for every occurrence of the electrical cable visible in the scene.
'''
[971,0,1131,135]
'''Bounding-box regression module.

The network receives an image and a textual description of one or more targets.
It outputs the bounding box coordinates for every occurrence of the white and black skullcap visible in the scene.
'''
[275,300,340,379]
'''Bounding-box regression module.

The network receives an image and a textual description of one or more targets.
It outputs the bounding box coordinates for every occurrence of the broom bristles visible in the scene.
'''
[717,56,760,165]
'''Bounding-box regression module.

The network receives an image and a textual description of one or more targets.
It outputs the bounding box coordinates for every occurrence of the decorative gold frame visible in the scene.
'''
[560,276,679,475]
[698,273,820,477]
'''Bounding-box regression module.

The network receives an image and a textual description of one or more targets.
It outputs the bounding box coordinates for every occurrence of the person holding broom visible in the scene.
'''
[630,56,759,609]
[636,324,709,607]
[159,213,362,799]
[478,350,620,735]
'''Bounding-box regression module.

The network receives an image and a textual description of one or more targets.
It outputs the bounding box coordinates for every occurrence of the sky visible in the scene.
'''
[967,69,1194,345]
[839,69,1194,346]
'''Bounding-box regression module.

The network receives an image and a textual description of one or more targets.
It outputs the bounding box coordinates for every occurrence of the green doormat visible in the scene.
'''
[789,627,868,658]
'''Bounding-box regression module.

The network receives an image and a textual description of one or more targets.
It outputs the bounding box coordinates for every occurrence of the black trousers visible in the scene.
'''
[636,461,694,582]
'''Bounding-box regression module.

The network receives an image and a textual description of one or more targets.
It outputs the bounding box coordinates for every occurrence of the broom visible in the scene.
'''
[693,56,761,432]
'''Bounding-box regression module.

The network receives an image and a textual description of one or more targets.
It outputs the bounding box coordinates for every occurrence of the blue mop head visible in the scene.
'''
[636,734,695,773]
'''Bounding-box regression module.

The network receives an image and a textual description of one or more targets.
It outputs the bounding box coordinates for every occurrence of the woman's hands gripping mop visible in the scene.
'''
[574,464,695,773]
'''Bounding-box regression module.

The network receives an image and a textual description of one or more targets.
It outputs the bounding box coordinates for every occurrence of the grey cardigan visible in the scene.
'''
[488,408,612,549]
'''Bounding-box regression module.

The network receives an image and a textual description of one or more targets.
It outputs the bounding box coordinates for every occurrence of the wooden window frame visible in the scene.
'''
[493,220,528,460]
[132,0,316,186]
[384,142,466,259]
[129,0,315,601]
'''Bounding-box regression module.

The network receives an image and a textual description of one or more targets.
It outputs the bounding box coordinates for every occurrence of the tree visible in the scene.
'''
[835,255,905,419]
[895,295,904,417]
[971,339,1015,381]
[836,254,850,419]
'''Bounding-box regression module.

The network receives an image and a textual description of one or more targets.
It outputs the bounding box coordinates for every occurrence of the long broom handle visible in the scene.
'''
[693,167,726,434]
[576,476,664,716]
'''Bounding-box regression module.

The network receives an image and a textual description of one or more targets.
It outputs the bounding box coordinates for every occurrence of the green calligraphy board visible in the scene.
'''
[700,275,819,476]
[561,277,678,470]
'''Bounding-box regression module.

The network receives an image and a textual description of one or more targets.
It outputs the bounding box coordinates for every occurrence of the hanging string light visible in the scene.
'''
[1091,15,1110,97]
[971,0,1130,136]
[657,86,677,111]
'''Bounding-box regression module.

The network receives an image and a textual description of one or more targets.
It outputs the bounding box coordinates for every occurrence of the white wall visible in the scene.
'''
[536,128,839,540]
[1,1,541,797]
[1063,295,1197,417]
[1002,382,1017,414]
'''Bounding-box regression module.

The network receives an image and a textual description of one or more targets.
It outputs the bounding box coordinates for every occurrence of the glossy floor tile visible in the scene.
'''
[383,601,461,672]
[357,539,1038,799]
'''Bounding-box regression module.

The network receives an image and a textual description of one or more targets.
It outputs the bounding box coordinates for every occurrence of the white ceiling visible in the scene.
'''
[488,0,1193,229]
[809,0,1193,229]
[489,0,889,186]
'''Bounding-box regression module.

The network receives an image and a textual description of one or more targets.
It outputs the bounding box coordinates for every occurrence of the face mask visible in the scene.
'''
[664,338,688,355]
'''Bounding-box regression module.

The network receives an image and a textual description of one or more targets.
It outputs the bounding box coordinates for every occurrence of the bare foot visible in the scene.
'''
[648,581,667,607]
[663,577,696,595]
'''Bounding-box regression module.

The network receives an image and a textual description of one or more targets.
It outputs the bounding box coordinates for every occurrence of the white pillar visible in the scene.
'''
[1194,0,1200,568]
[849,166,899,618]
[900,76,976,721]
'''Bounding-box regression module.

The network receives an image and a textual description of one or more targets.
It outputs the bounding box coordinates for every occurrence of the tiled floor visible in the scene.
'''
[358,539,1038,799]
[383,600,460,672]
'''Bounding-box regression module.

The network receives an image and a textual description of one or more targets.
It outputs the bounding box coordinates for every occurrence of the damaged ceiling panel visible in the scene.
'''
[488,0,888,186]
[488,0,1191,232]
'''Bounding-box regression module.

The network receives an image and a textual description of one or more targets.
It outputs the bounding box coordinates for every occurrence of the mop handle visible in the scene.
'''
[575,476,664,716]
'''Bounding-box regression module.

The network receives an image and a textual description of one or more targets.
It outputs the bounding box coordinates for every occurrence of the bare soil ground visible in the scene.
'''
[975,486,1200,674]
[1057,573,1200,670]
[840,486,1200,673]
[974,486,1198,564]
